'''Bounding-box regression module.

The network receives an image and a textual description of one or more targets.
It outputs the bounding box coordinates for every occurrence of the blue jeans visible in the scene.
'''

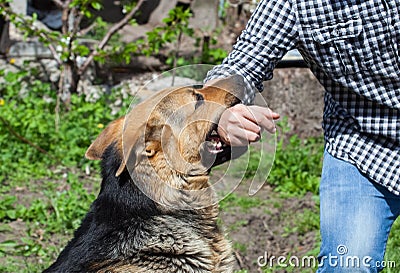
[317,151,400,272]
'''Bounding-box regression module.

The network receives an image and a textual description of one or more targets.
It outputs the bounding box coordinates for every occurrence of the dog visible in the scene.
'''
[43,75,245,273]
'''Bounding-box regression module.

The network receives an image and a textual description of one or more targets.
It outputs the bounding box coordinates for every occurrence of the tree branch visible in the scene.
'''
[71,7,84,39]
[77,21,97,36]
[39,32,62,64]
[78,0,145,75]
[51,0,66,9]
[60,0,72,34]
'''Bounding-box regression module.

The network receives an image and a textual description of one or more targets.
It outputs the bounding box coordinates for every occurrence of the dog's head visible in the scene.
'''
[85,75,245,193]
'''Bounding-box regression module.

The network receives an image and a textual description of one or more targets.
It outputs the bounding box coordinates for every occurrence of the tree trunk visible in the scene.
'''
[59,61,81,106]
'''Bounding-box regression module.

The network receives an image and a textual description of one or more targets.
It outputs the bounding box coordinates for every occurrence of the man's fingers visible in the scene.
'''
[257,114,277,133]
[221,128,261,146]
[239,105,277,119]
[234,116,262,134]
[217,104,279,146]
[271,112,280,120]
[239,106,278,134]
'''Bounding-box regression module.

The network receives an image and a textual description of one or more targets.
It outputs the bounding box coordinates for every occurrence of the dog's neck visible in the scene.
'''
[96,143,220,223]
[131,161,219,215]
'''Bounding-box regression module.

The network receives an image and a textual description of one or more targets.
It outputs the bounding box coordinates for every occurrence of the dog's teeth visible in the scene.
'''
[211,130,218,136]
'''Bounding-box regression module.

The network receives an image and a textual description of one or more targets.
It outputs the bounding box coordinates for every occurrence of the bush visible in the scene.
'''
[268,131,324,196]
[0,68,129,182]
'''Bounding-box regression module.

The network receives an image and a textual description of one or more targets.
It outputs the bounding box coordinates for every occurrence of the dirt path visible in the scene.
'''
[220,181,319,272]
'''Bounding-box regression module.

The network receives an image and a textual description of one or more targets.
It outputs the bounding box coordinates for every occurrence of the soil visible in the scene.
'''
[261,68,324,139]
[220,184,318,273]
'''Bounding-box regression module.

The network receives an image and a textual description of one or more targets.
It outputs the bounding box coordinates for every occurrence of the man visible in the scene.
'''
[205,0,400,272]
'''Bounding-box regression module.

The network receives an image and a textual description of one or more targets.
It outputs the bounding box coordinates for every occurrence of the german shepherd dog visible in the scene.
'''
[44,75,245,273]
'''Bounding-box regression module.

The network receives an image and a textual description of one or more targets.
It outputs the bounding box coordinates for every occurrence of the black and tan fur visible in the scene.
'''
[44,75,245,273]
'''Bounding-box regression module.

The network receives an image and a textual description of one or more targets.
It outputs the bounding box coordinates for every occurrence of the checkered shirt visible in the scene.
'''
[205,0,400,194]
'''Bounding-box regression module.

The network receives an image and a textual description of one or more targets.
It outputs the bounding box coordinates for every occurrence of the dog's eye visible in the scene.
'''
[195,93,204,109]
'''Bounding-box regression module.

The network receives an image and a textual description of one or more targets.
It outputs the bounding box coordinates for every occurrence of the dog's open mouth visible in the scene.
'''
[202,126,234,168]
[206,129,225,154]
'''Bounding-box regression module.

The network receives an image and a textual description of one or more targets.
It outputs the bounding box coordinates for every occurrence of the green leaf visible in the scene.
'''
[84,10,92,18]
[73,44,90,56]
[6,210,16,220]
[0,240,17,248]
[129,18,138,27]
[91,2,102,10]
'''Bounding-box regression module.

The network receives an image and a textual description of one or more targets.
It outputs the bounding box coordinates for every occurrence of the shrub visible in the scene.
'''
[0,68,129,182]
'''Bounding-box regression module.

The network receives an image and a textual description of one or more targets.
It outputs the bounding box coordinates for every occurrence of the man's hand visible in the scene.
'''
[218,104,280,146]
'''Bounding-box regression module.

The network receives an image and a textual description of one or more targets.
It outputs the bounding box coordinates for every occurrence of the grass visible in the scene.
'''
[268,132,324,196]
[220,193,266,212]
[0,173,98,272]
[385,219,400,272]
[281,208,320,238]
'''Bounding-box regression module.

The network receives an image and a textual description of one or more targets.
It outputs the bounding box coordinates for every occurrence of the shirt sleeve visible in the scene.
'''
[205,0,299,104]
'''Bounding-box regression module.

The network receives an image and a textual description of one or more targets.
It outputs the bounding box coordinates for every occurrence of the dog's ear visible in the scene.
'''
[85,117,124,160]
[140,124,170,160]
[144,141,160,158]
[118,124,169,177]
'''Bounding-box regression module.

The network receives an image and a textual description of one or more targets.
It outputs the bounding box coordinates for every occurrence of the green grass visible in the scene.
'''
[220,193,266,212]
[268,131,324,196]
[281,208,320,238]
[0,173,98,272]
[228,219,249,232]
[0,69,130,186]
[232,241,247,253]
[384,218,400,272]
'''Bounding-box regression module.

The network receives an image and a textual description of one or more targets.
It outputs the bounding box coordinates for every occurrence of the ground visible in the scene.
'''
[220,184,319,273]
[261,68,324,139]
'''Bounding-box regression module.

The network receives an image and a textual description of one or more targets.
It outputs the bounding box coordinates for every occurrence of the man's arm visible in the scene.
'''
[206,0,298,145]
[206,0,299,102]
